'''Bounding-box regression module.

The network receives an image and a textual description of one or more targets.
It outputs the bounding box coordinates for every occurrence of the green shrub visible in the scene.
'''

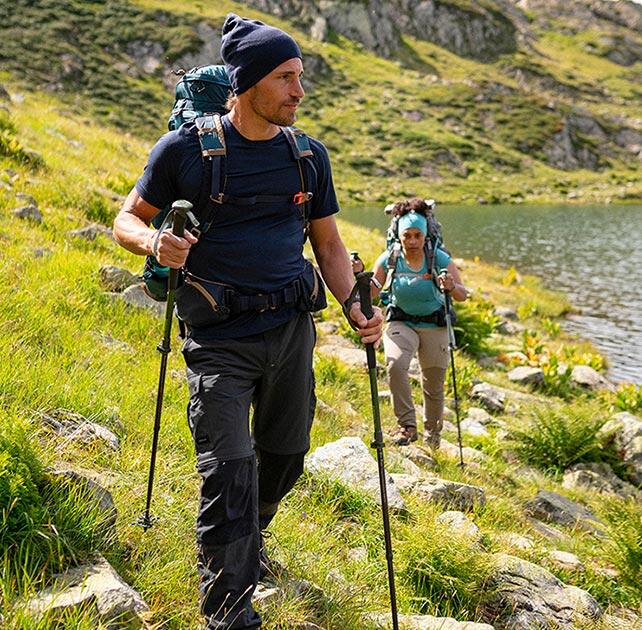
[453,298,499,356]
[601,497,642,606]
[510,403,607,473]
[0,420,105,592]
[398,517,491,618]
[612,383,642,413]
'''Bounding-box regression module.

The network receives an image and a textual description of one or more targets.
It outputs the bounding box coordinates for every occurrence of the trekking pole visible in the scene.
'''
[353,263,399,630]
[139,199,193,530]
[442,277,465,468]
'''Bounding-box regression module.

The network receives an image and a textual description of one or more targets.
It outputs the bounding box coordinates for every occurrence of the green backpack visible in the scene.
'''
[143,65,231,301]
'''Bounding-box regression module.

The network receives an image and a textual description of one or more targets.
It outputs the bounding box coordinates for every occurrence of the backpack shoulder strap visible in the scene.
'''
[281,126,313,159]
[382,242,402,292]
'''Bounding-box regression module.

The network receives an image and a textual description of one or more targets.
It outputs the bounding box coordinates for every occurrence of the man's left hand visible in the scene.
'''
[349,303,384,346]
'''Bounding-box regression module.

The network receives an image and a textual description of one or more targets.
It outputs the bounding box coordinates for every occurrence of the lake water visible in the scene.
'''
[341,204,642,385]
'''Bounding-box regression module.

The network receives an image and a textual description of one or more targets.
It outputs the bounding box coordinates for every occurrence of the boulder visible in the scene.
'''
[507,366,544,386]
[525,490,604,535]
[395,475,486,511]
[563,462,640,499]
[470,382,506,413]
[526,517,572,544]
[69,223,112,241]
[402,444,436,469]
[570,365,615,391]
[494,306,517,320]
[39,409,120,450]
[497,320,526,335]
[114,284,165,316]
[26,555,149,626]
[316,334,366,369]
[12,204,42,222]
[548,550,584,572]
[459,418,489,437]
[481,554,602,628]
[99,265,140,292]
[435,510,482,543]
[599,412,642,485]
[501,533,535,552]
[440,438,487,463]
[465,407,494,426]
[306,437,405,511]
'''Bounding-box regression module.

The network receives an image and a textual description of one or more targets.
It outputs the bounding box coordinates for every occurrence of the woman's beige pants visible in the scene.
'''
[383,321,449,438]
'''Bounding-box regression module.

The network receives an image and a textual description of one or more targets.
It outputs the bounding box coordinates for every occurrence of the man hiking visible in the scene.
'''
[113,13,383,629]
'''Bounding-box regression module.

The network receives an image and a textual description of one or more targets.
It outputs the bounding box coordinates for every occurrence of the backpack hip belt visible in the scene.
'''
[386,304,446,327]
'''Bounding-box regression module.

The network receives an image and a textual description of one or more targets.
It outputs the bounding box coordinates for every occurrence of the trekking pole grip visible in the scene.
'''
[168,200,192,290]
[355,271,376,369]
[355,271,374,320]
[171,199,192,237]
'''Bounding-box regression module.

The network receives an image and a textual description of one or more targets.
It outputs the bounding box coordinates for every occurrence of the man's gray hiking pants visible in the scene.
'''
[182,312,316,629]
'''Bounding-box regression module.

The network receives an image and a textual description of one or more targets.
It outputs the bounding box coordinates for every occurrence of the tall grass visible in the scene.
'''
[510,403,609,474]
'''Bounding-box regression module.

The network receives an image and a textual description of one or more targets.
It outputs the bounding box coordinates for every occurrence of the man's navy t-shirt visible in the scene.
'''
[135,115,340,339]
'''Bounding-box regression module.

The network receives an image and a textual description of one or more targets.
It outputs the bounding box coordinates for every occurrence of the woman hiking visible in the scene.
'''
[372,198,469,449]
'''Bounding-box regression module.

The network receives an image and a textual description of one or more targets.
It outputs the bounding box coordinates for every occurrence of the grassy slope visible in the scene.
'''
[1,83,641,628]
[0,0,640,206]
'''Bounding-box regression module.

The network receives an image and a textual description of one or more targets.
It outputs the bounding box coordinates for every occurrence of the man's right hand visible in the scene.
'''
[149,229,199,268]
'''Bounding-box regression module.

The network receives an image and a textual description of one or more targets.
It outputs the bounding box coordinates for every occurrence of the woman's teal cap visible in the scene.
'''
[398,211,427,235]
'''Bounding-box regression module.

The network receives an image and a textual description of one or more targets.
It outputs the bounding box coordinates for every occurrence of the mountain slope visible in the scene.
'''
[1,0,640,205]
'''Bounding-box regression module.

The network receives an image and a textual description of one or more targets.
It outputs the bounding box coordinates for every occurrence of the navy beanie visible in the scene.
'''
[221,13,302,95]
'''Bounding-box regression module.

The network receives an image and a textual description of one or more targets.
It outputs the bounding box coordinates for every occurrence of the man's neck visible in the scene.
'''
[228,106,280,141]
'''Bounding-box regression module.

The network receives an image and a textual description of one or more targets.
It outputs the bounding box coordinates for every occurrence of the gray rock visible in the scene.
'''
[115,284,165,316]
[99,265,140,292]
[50,469,117,536]
[497,320,526,335]
[39,409,120,450]
[503,351,529,365]
[316,334,366,369]
[315,320,339,335]
[440,438,487,463]
[599,412,642,485]
[347,546,368,563]
[306,437,405,511]
[403,445,436,469]
[13,204,42,222]
[465,408,494,426]
[570,365,615,391]
[435,510,482,543]
[460,418,489,437]
[507,366,544,386]
[525,490,604,535]
[527,517,572,544]
[398,476,486,511]
[69,223,113,240]
[481,554,602,628]
[548,550,584,572]
[563,462,640,499]
[15,192,37,205]
[33,247,52,258]
[26,555,149,626]
[369,612,494,629]
[494,306,517,320]
[501,533,535,552]
[470,382,506,413]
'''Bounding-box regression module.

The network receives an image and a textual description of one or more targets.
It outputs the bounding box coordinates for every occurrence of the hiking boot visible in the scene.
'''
[391,425,418,446]
[259,532,286,583]
[423,430,441,451]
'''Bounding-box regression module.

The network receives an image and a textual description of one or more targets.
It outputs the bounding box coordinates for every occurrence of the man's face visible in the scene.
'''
[247,57,305,127]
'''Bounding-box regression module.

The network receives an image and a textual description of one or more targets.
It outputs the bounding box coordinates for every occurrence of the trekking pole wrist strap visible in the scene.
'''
[342,285,361,330]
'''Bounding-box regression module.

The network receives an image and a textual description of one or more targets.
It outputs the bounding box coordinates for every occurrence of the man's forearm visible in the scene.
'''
[112,188,158,256]
[313,237,355,305]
